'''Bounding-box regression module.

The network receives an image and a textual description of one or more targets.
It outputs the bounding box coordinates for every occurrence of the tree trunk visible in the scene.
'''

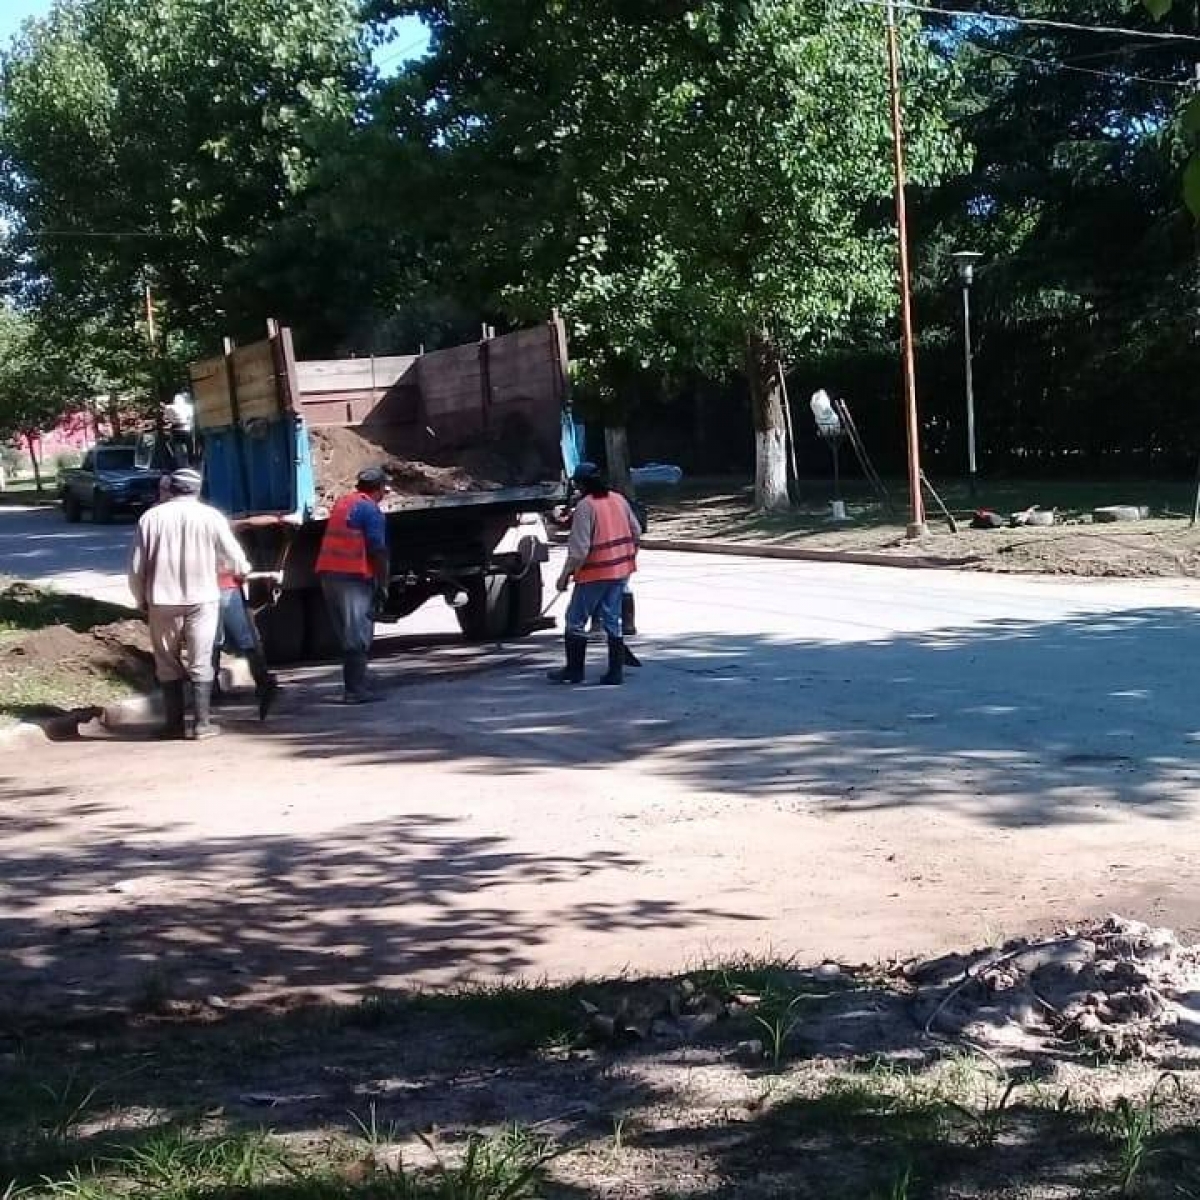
[746,328,790,512]
[24,432,43,493]
[604,424,635,497]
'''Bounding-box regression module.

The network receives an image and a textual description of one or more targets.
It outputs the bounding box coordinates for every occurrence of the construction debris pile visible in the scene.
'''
[309,426,510,509]
[908,916,1200,1060]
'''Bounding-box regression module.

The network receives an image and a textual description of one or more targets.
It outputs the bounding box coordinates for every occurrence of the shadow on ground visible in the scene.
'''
[265,605,1200,825]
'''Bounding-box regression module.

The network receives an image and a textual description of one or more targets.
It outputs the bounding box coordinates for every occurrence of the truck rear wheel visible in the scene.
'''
[510,564,545,636]
[456,573,513,642]
[456,565,545,642]
[62,493,82,523]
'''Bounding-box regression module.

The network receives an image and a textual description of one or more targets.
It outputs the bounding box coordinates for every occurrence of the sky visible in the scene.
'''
[0,1,429,68]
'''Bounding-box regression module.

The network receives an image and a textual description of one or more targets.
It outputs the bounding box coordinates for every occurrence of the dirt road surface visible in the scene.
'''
[4,506,1200,1020]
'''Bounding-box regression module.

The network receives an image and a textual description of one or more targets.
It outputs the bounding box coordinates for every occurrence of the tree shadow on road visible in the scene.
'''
[263,605,1200,829]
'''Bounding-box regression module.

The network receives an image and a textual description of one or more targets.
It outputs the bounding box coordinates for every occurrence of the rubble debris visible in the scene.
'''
[907,916,1200,1060]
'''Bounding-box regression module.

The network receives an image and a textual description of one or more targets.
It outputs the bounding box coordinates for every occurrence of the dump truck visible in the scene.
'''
[189,318,570,663]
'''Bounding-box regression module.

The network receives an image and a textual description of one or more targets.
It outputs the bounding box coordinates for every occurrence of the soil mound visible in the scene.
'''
[1,619,155,697]
[309,427,510,510]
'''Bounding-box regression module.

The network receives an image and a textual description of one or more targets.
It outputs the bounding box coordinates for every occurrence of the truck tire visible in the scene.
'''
[256,591,307,665]
[62,493,82,523]
[92,490,113,524]
[509,564,545,636]
[456,573,514,642]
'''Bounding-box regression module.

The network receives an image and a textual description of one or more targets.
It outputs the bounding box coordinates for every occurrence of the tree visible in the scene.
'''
[0,308,92,491]
[381,1,962,509]
[0,0,370,369]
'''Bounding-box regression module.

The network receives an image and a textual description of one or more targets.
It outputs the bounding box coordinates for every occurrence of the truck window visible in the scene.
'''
[81,451,95,471]
[94,447,137,471]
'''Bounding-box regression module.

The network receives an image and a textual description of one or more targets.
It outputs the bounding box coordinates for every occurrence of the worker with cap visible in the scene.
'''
[548,462,641,685]
[128,467,252,740]
[315,466,390,704]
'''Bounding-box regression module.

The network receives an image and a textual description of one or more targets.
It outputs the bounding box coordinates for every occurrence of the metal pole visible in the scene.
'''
[962,280,978,501]
[885,0,927,538]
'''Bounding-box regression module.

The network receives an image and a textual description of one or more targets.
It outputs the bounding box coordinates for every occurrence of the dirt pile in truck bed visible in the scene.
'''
[309,426,525,510]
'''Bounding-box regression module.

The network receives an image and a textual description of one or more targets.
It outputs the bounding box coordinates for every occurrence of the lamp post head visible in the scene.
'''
[951,250,984,287]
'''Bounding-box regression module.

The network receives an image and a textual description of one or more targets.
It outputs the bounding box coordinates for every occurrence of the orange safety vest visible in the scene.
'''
[574,493,638,584]
[315,492,374,579]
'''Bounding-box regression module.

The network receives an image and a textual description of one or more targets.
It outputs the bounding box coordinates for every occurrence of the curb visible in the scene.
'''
[0,692,160,745]
[639,537,981,571]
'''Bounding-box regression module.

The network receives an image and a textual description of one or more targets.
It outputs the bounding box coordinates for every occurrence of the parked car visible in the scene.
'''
[59,443,163,523]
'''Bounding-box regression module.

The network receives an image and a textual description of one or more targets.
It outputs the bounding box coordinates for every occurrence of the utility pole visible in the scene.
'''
[885,0,927,538]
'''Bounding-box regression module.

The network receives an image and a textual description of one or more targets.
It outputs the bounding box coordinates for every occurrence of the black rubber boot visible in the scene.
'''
[160,680,186,740]
[621,592,638,637]
[247,650,279,721]
[343,651,382,704]
[189,681,220,740]
[599,637,624,686]
[547,633,587,684]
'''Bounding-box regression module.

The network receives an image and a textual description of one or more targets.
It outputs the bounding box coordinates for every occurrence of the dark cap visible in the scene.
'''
[356,467,387,490]
[571,462,602,485]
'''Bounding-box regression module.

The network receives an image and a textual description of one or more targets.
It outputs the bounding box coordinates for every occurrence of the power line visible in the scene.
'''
[373,35,429,69]
[969,40,1190,88]
[13,230,183,240]
[853,0,1200,45]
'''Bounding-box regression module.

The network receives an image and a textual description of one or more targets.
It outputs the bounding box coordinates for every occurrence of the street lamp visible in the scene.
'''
[951,250,983,500]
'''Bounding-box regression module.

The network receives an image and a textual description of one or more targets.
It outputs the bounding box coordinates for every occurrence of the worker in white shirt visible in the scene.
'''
[128,468,251,740]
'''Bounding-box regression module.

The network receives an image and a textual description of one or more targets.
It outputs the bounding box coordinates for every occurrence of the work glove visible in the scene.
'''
[555,572,571,593]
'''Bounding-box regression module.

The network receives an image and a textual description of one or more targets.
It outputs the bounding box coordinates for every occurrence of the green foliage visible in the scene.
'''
[0,0,369,362]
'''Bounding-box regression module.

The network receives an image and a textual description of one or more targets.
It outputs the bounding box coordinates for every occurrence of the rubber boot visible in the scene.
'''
[547,633,587,684]
[621,592,638,637]
[160,680,186,740]
[247,650,279,721]
[189,681,220,740]
[343,651,382,704]
[599,637,624,686]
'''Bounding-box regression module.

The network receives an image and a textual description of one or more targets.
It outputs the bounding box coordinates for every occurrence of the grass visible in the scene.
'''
[0,580,147,721]
[7,970,1200,1200]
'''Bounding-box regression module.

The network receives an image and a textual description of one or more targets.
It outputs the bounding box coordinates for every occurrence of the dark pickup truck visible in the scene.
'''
[59,444,163,523]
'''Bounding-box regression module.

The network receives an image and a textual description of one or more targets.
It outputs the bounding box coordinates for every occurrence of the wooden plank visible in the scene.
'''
[190,353,234,430]
[297,356,417,396]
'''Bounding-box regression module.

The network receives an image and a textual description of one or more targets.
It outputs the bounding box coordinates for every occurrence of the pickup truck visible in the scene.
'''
[59,443,164,523]
[189,318,571,663]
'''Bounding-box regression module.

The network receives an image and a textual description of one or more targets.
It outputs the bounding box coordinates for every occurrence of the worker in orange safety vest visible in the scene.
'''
[547,462,642,686]
[315,467,390,703]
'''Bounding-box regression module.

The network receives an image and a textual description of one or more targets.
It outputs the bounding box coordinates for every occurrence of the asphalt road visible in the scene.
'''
[5,502,1200,1016]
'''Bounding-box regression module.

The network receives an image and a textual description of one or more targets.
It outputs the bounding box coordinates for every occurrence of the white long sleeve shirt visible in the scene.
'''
[128,495,251,608]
